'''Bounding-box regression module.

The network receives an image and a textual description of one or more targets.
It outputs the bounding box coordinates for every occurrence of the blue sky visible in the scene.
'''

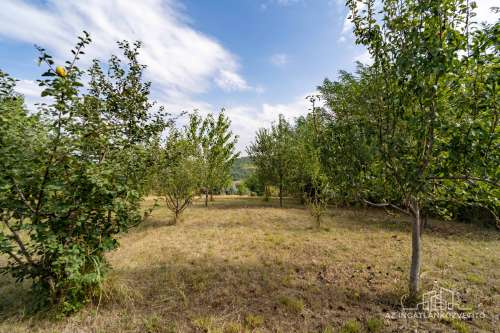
[0,0,498,152]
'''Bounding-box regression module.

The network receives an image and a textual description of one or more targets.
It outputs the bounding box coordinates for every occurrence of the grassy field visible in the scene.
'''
[0,196,498,332]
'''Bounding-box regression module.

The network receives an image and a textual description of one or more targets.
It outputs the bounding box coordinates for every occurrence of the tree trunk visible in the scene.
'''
[210,191,214,201]
[279,178,283,208]
[315,214,321,229]
[205,189,208,207]
[420,213,427,235]
[409,201,421,299]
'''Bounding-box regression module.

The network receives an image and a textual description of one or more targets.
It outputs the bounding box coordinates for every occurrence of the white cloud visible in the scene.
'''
[475,0,499,25]
[14,79,44,110]
[270,53,290,67]
[214,69,251,92]
[15,80,42,99]
[337,0,366,42]
[354,49,372,65]
[0,0,251,107]
[227,106,267,153]
[260,96,313,123]
[227,93,318,152]
[340,15,353,35]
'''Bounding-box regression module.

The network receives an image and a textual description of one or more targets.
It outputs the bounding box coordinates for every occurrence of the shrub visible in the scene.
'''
[0,33,167,312]
[236,182,249,196]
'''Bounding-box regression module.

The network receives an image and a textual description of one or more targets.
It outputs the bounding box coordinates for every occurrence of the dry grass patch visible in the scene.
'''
[0,196,498,332]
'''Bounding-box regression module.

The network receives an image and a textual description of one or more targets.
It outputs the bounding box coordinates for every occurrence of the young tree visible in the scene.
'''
[207,111,240,201]
[0,34,168,312]
[247,127,276,201]
[248,115,293,207]
[155,129,202,224]
[187,111,239,206]
[343,0,499,298]
[291,97,333,228]
[273,115,294,207]
[305,176,332,229]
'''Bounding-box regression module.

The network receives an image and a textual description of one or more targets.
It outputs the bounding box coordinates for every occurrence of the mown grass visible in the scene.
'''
[0,196,498,332]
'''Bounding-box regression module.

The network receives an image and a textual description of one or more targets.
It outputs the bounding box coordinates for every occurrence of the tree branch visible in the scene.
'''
[2,219,36,267]
[362,199,412,216]
[11,179,36,214]
[4,249,25,267]
[427,175,499,187]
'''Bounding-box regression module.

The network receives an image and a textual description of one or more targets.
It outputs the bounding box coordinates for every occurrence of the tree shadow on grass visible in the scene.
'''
[0,256,407,329]
[98,257,407,332]
[0,250,495,332]
[325,207,500,243]
[132,216,176,233]
[0,274,33,321]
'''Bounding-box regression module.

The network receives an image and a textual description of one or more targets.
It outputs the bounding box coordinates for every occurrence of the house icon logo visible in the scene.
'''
[388,284,486,321]
[419,287,457,312]
[402,286,460,313]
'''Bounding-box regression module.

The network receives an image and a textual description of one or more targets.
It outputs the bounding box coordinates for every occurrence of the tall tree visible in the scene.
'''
[342,0,499,298]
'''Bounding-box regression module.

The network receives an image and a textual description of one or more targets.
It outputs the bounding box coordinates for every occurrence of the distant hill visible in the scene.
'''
[231,156,255,181]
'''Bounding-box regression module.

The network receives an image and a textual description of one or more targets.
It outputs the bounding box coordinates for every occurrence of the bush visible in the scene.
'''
[0,33,167,312]
[235,182,249,195]
[243,172,264,195]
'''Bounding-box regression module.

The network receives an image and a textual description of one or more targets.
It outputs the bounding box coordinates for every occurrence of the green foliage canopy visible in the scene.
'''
[0,33,168,312]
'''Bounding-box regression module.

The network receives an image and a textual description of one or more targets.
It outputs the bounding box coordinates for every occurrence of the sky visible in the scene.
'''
[0,0,498,152]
